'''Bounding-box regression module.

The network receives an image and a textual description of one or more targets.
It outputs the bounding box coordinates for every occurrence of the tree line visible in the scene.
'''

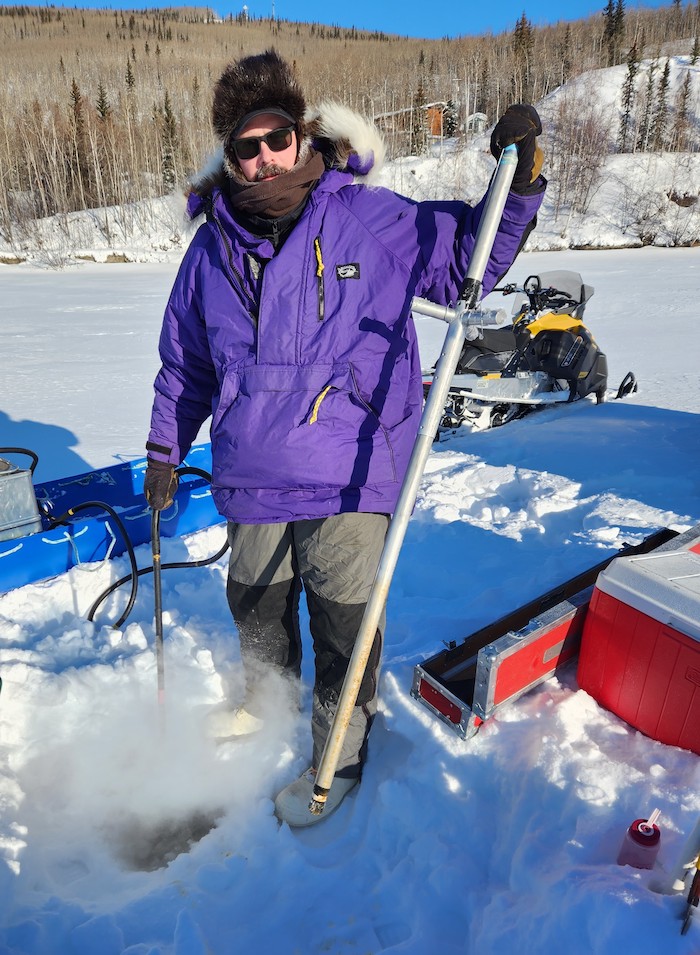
[0,2,698,244]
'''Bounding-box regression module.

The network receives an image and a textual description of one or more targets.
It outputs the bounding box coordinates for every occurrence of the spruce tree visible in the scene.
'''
[618,42,639,152]
[614,0,625,58]
[513,12,534,101]
[603,0,616,67]
[125,57,135,92]
[409,84,427,156]
[69,78,89,205]
[603,0,625,67]
[443,99,458,138]
[70,78,83,129]
[560,25,573,85]
[96,81,110,120]
[161,90,178,190]
[636,60,657,152]
[651,58,670,151]
[673,71,693,151]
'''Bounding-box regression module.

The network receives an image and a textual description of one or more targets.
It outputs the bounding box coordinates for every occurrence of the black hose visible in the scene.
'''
[0,447,39,474]
[85,535,230,623]
[23,456,227,629]
[46,500,141,628]
[84,465,229,628]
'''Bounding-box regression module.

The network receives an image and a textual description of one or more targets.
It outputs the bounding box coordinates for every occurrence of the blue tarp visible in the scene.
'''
[0,444,222,594]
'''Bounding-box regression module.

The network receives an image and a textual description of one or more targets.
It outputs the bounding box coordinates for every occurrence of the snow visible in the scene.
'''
[2,69,700,955]
[2,246,699,954]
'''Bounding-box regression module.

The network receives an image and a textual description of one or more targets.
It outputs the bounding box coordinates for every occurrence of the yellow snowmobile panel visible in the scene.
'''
[521,312,583,337]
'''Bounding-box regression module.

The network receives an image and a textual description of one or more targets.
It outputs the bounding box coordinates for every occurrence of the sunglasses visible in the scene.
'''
[231,126,295,162]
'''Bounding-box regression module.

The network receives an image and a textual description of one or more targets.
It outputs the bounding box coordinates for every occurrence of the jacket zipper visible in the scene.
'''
[207,201,259,323]
[349,363,397,481]
[314,235,325,321]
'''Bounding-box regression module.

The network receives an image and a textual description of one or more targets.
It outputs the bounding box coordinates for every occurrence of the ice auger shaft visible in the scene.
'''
[309,144,518,815]
[151,508,166,729]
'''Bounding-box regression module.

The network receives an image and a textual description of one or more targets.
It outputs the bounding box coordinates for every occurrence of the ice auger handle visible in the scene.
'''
[411,299,507,327]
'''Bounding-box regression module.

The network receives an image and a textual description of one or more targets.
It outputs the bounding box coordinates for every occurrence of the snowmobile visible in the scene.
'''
[422,270,636,433]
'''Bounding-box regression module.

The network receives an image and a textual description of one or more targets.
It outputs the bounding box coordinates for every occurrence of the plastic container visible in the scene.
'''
[578,526,700,756]
[617,814,661,869]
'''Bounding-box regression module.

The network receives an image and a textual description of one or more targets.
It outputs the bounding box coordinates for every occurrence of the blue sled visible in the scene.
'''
[0,444,222,594]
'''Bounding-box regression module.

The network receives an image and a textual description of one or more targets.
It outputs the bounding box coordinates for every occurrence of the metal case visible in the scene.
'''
[411,529,677,739]
[0,459,42,542]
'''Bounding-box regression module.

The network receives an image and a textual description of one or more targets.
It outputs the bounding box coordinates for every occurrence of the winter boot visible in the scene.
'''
[274,768,358,827]
[206,704,264,740]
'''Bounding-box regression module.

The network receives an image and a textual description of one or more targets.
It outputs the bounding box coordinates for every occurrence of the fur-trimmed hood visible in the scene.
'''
[212,50,306,147]
[187,101,386,215]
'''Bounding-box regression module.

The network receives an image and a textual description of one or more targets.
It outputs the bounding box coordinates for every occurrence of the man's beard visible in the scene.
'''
[255,162,288,180]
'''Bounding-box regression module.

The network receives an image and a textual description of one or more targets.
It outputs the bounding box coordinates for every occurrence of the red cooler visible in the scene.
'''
[577,527,700,755]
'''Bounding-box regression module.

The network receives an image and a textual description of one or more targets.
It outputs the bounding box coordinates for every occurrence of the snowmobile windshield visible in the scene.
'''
[536,271,593,316]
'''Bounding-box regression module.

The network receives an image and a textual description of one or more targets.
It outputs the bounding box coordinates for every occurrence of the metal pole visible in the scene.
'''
[310,145,518,814]
[151,508,166,729]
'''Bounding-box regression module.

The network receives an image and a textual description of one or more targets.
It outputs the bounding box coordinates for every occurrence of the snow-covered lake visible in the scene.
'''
[1,246,699,954]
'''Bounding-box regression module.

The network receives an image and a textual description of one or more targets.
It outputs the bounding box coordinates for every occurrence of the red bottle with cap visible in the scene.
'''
[617,811,661,869]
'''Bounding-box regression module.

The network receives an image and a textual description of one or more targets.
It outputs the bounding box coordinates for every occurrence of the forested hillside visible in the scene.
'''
[1,2,698,255]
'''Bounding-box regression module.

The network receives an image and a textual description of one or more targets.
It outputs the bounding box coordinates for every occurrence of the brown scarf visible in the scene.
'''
[227,149,326,220]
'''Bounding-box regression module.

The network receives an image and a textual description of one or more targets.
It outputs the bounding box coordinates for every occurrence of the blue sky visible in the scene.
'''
[252,0,671,38]
[8,1,674,40]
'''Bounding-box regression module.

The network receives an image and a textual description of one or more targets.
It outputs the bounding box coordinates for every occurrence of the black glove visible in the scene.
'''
[491,104,544,194]
[144,458,179,511]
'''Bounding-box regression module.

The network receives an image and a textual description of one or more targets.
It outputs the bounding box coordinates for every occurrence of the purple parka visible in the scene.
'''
[148,146,544,525]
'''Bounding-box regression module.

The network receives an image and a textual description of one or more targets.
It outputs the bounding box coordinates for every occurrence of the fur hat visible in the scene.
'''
[212,49,307,154]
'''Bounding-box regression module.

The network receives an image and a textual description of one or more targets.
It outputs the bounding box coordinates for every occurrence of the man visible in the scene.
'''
[145,49,546,827]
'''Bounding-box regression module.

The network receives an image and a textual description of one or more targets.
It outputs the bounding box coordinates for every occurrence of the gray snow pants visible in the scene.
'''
[226,512,389,779]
